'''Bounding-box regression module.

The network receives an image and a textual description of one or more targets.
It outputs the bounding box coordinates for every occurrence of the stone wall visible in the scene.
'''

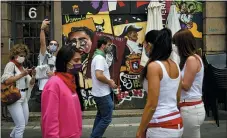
[1,2,12,74]
[203,2,227,54]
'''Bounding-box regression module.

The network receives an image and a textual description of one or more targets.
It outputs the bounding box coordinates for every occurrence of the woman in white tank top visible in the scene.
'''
[137,28,183,138]
[173,29,205,138]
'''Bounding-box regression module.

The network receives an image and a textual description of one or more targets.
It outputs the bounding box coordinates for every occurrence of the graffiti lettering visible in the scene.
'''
[160,0,167,26]
[64,15,86,24]
[208,28,222,33]
[81,89,96,109]
[120,72,142,90]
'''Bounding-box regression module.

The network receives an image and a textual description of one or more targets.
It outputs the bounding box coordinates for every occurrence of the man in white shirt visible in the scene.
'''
[35,19,59,102]
[90,36,117,138]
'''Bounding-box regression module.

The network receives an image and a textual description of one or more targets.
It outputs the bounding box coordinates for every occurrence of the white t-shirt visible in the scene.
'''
[91,55,111,97]
[37,51,56,90]
[1,62,34,101]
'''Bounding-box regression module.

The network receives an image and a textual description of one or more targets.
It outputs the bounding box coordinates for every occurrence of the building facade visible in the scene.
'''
[1,1,226,110]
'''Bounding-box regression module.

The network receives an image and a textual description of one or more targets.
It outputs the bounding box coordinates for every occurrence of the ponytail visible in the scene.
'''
[140,28,172,82]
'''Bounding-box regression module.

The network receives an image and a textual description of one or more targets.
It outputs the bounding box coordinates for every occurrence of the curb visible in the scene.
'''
[2,109,144,122]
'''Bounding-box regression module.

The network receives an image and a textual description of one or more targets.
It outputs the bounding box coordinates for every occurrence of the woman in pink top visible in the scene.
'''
[41,45,84,138]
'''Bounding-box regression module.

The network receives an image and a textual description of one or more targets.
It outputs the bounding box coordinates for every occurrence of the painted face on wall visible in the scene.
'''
[127,31,138,42]
[72,5,79,15]
[105,44,114,67]
[69,31,92,54]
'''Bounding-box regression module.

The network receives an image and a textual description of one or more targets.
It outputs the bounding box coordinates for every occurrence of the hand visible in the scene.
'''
[31,69,36,77]
[108,79,117,89]
[136,131,146,138]
[41,19,50,30]
[47,71,54,77]
[20,68,29,77]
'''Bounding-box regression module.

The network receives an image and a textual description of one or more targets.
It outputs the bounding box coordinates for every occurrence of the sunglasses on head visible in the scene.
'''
[49,43,58,46]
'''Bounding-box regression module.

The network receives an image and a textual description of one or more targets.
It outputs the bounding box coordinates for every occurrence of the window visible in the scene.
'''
[12,1,53,66]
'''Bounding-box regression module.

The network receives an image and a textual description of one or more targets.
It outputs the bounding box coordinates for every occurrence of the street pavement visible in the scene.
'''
[1,117,227,138]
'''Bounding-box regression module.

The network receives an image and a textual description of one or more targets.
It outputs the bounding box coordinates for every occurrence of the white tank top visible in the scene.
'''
[181,55,204,100]
[144,60,181,121]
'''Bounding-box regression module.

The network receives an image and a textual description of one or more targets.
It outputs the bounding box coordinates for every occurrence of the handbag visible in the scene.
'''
[1,65,21,106]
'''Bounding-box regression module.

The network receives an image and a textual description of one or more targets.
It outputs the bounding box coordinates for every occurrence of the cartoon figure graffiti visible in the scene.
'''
[72,5,80,15]
[106,43,118,68]
[175,1,202,30]
[62,1,104,15]
[94,19,105,32]
[120,25,143,54]
[115,24,145,106]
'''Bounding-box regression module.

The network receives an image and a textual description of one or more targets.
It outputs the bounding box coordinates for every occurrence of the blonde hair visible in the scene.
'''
[9,44,30,60]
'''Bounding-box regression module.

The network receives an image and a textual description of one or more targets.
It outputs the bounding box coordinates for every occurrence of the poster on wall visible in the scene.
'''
[86,32,127,84]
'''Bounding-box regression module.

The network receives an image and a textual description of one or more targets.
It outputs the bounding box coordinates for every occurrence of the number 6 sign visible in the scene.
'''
[29,7,37,19]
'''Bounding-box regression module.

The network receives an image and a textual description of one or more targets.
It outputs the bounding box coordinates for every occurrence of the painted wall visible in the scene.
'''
[61,1,203,110]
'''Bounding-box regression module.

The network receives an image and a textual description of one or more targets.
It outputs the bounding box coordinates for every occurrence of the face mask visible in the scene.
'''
[68,63,83,75]
[145,51,150,57]
[104,45,112,54]
[49,45,57,53]
[16,56,25,63]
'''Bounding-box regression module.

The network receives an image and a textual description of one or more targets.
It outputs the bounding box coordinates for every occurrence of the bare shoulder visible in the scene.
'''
[185,56,199,70]
[186,56,197,63]
[147,62,161,73]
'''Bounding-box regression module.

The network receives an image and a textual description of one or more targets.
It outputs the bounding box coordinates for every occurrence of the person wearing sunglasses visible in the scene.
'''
[35,19,60,103]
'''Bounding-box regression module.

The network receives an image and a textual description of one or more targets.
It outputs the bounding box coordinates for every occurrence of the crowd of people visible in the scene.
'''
[1,19,205,138]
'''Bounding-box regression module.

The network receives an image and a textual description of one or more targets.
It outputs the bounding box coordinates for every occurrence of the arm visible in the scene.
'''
[95,70,111,85]
[29,69,36,85]
[94,57,112,85]
[41,89,59,138]
[40,19,50,55]
[1,62,28,85]
[137,62,161,137]
[177,77,182,106]
[182,56,198,91]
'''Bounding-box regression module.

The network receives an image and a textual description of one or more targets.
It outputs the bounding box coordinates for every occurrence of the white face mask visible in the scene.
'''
[16,56,25,63]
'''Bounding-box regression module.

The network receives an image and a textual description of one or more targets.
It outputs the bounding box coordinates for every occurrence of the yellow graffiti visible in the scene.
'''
[86,12,113,34]
[62,18,96,37]
[189,22,202,38]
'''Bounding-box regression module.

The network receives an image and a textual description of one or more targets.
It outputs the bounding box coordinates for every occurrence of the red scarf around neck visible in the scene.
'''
[55,72,76,93]
[11,59,23,70]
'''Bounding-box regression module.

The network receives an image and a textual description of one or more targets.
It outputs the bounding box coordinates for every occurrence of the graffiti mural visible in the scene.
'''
[175,1,203,38]
[86,32,127,84]
[61,0,203,110]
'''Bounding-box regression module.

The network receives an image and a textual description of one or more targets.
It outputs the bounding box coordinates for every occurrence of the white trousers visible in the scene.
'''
[180,102,205,138]
[7,92,29,138]
[146,127,184,138]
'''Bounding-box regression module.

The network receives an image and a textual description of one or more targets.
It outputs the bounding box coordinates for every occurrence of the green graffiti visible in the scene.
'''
[64,15,86,24]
